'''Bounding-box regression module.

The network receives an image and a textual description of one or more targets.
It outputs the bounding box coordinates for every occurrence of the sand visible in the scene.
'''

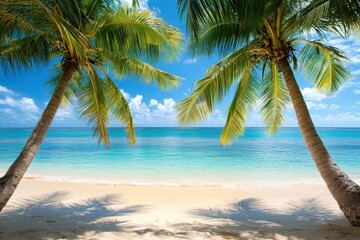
[1,178,360,239]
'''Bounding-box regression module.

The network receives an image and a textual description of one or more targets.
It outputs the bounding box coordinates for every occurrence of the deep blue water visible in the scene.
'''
[0,128,359,186]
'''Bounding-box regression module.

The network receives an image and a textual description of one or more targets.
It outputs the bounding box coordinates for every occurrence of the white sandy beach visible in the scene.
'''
[1,178,360,239]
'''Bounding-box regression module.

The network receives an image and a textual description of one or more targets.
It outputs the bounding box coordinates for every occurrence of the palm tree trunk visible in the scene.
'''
[277,57,360,226]
[0,59,78,212]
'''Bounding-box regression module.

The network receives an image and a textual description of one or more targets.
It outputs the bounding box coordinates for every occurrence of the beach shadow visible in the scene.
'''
[0,191,147,240]
[126,198,360,239]
[171,198,360,239]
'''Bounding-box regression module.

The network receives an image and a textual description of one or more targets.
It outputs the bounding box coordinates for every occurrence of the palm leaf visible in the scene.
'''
[95,7,182,62]
[104,78,136,145]
[260,61,290,136]
[104,52,181,90]
[33,0,89,61]
[76,65,110,148]
[294,39,351,93]
[177,0,277,39]
[220,63,259,145]
[0,34,51,73]
[177,46,253,125]
[188,20,250,56]
[45,64,84,106]
[300,0,360,33]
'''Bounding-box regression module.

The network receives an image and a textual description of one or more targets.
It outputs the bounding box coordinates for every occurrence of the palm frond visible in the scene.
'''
[300,0,360,33]
[177,46,253,125]
[0,34,51,73]
[76,65,110,148]
[0,0,46,39]
[188,20,250,56]
[260,62,290,136]
[80,0,113,22]
[220,64,259,145]
[294,39,351,93]
[104,52,181,90]
[95,6,182,62]
[45,64,84,106]
[177,0,276,39]
[104,78,136,145]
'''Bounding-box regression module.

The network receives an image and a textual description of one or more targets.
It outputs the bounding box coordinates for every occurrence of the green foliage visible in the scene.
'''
[296,40,350,93]
[95,6,182,62]
[177,45,254,125]
[260,62,290,135]
[1,0,182,146]
[105,53,181,90]
[220,64,259,145]
[177,0,354,144]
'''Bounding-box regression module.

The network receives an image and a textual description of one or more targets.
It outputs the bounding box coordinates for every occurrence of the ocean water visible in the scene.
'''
[0,127,359,186]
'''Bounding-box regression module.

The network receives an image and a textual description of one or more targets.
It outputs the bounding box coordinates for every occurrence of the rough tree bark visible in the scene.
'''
[277,57,360,226]
[0,59,78,212]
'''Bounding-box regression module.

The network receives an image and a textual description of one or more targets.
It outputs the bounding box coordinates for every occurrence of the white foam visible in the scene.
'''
[22,174,348,188]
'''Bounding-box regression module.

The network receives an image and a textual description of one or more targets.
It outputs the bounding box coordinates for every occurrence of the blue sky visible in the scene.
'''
[0,0,360,128]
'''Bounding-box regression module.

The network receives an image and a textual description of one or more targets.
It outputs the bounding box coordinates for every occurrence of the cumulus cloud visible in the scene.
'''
[149,99,158,106]
[0,85,14,95]
[153,98,176,115]
[127,94,176,125]
[301,87,328,102]
[0,85,41,124]
[129,95,150,113]
[117,89,225,126]
[0,96,39,113]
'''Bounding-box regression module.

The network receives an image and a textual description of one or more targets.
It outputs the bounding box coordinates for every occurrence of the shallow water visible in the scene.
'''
[0,127,359,186]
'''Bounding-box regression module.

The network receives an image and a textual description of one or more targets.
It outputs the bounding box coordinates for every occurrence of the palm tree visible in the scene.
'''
[0,0,182,211]
[176,0,360,226]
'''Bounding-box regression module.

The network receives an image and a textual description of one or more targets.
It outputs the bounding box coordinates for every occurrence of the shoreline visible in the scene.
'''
[21,174,342,188]
[22,174,360,187]
[2,179,360,239]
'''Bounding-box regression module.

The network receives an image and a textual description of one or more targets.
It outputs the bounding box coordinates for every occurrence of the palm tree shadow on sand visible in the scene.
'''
[0,192,147,239]
[170,198,360,240]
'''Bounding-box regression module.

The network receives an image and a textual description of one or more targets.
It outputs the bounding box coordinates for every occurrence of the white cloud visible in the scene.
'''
[301,87,328,102]
[153,98,176,115]
[354,89,360,94]
[341,80,360,94]
[0,86,40,123]
[306,101,328,110]
[184,58,197,64]
[327,36,360,65]
[149,99,158,106]
[202,109,225,126]
[129,95,150,113]
[306,101,340,110]
[329,104,340,110]
[0,85,14,95]
[119,0,149,10]
[0,96,39,113]
[352,69,360,76]
[313,112,360,126]
[120,89,130,100]
[0,108,15,115]
[55,107,73,120]
[129,95,176,125]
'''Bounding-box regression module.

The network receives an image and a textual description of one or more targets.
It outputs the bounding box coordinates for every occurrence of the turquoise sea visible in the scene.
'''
[0,128,359,186]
